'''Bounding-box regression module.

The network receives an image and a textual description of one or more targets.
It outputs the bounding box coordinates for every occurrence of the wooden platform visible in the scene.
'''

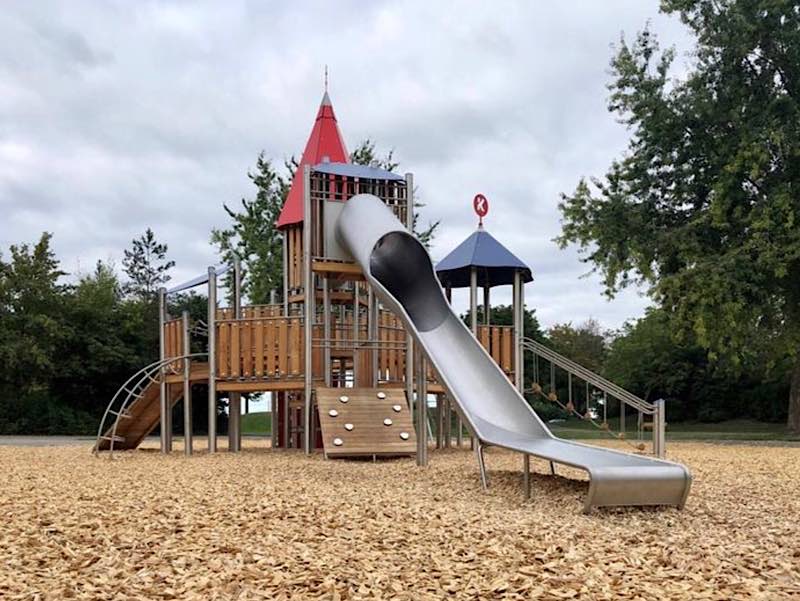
[316,387,417,458]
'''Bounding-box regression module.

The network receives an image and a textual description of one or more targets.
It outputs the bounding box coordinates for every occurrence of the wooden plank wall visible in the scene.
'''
[216,317,321,381]
[163,318,184,373]
[477,325,514,376]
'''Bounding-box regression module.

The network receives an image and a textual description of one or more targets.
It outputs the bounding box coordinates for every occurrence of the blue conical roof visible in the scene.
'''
[435,227,533,288]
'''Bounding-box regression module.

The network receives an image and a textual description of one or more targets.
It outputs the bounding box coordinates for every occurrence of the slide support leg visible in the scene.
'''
[476,442,488,491]
[523,454,531,500]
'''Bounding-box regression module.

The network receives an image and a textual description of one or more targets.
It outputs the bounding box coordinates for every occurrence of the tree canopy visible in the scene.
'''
[557,0,800,430]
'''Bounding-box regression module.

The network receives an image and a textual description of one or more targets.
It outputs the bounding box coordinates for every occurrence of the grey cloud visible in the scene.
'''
[1,0,692,329]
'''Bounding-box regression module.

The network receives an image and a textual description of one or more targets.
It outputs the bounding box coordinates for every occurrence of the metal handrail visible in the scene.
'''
[522,337,654,415]
[94,353,207,456]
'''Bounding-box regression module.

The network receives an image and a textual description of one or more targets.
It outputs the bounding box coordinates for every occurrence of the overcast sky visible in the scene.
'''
[0,1,695,331]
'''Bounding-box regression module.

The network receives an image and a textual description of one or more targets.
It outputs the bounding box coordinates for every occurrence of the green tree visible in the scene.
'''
[0,233,67,395]
[211,153,288,304]
[349,139,440,247]
[122,228,175,301]
[547,319,607,373]
[557,1,800,431]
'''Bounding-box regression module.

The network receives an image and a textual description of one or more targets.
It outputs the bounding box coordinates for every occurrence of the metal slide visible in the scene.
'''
[336,194,692,512]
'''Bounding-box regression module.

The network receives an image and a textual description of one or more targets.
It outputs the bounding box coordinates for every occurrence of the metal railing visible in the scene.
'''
[93,353,207,457]
[522,337,666,457]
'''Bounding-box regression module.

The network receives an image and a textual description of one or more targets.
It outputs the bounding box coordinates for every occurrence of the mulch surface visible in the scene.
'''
[1,440,798,600]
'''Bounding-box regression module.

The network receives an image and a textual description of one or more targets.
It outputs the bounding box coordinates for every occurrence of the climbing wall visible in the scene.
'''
[316,387,417,457]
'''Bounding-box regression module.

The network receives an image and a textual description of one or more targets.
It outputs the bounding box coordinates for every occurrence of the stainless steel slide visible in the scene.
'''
[336,194,692,512]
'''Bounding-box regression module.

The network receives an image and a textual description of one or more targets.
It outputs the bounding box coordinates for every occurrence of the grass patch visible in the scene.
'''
[548,417,800,442]
[241,411,271,435]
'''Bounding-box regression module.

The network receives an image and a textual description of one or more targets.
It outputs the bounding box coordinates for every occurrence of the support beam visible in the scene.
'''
[229,257,242,453]
[303,164,313,454]
[470,267,478,336]
[515,276,521,384]
[523,454,531,499]
[483,284,490,325]
[182,311,192,456]
[158,287,171,454]
[282,231,289,316]
[654,398,666,458]
[323,276,331,387]
[405,172,415,434]
[415,345,428,466]
[207,267,218,453]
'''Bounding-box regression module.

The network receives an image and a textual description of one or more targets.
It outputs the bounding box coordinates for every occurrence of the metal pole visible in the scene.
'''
[620,399,626,438]
[207,267,217,453]
[405,173,415,427]
[470,267,478,336]
[369,286,378,387]
[229,257,242,453]
[514,270,523,392]
[415,345,428,466]
[323,276,331,387]
[158,288,171,454]
[518,272,525,392]
[182,311,192,456]
[483,284,490,326]
[303,164,313,454]
[654,398,666,458]
[353,283,360,386]
[282,231,289,316]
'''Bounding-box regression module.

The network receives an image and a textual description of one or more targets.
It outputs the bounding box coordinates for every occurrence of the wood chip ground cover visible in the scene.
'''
[0,441,798,600]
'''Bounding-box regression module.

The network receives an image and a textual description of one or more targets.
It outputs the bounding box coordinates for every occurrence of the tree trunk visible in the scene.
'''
[789,357,800,433]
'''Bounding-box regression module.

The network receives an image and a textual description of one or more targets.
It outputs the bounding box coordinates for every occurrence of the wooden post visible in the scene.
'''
[513,270,523,392]
[282,231,289,317]
[323,276,331,387]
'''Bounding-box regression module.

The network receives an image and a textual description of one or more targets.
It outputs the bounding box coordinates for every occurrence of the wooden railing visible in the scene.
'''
[216,317,321,380]
[216,304,284,320]
[208,306,514,387]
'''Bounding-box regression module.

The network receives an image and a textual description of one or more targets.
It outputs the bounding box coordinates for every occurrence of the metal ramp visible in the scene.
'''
[316,387,416,458]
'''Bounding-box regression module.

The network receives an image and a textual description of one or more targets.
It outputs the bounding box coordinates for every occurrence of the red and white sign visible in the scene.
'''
[473,193,489,225]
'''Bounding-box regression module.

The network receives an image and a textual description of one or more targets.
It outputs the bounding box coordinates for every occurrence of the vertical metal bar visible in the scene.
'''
[438,396,445,449]
[415,345,428,466]
[603,391,608,425]
[353,282,359,386]
[207,267,217,453]
[182,311,192,456]
[158,287,170,454]
[483,285,490,325]
[568,372,573,411]
[470,267,478,335]
[303,164,313,454]
[282,232,289,316]
[229,257,242,453]
[368,285,378,387]
[405,173,415,428]
[654,398,666,458]
[620,399,626,438]
[513,270,522,392]
[323,276,331,387]
[518,272,525,391]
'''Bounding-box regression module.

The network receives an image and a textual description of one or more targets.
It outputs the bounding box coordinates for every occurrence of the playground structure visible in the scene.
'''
[95,90,691,511]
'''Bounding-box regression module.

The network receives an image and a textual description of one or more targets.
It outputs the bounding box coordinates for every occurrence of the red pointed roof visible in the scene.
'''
[276,91,349,228]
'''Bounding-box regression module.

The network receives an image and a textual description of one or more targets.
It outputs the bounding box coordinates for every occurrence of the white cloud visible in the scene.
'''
[0,0,694,330]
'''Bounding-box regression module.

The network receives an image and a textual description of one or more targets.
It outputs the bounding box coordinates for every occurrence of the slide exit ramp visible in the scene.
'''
[336,194,691,512]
